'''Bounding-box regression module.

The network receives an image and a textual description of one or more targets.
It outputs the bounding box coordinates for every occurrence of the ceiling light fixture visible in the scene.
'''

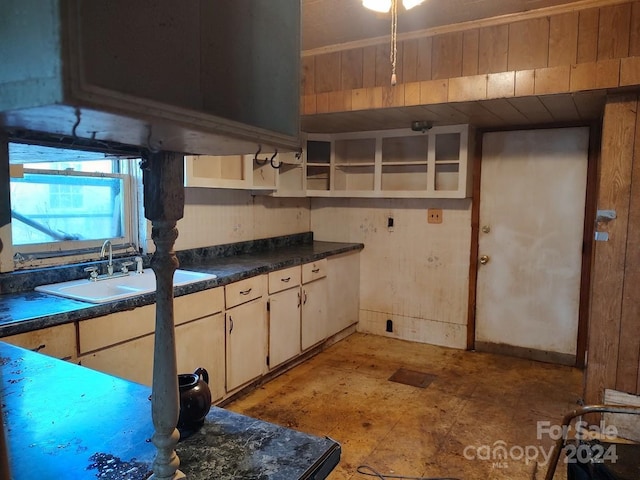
[362,0,425,86]
[362,0,424,13]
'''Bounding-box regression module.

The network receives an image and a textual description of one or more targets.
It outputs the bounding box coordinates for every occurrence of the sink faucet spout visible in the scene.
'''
[100,240,113,276]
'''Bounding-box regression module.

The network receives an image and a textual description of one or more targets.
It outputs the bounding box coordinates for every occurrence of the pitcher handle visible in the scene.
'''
[194,367,209,384]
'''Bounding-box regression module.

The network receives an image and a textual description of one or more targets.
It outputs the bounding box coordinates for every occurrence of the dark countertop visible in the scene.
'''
[0,342,340,479]
[0,239,363,337]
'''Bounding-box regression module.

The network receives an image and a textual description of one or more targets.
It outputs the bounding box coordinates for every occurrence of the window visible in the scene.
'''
[8,143,143,266]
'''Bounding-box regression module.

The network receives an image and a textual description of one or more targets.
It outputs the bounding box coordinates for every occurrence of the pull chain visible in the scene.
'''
[390,0,398,85]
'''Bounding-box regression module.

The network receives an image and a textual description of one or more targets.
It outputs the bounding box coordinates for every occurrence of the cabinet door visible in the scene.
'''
[2,323,76,361]
[79,334,155,386]
[176,313,225,402]
[327,252,360,337]
[226,298,267,392]
[301,278,328,350]
[269,287,301,369]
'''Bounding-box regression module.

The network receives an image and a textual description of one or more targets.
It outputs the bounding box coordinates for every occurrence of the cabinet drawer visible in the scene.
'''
[268,266,301,294]
[175,287,224,325]
[225,275,264,309]
[79,304,155,354]
[302,259,327,284]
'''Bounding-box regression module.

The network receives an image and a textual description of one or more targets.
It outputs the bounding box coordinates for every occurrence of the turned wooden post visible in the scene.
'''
[142,150,186,480]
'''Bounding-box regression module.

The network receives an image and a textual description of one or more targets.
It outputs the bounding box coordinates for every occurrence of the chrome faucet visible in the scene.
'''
[100,239,113,276]
[135,256,144,274]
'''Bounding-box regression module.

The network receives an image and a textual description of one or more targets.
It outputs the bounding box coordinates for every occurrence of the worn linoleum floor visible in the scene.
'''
[227,333,582,480]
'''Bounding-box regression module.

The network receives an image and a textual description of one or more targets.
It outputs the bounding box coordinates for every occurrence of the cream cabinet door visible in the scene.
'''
[176,313,225,402]
[268,287,301,369]
[2,323,77,361]
[326,252,360,337]
[225,298,267,392]
[81,313,225,393]
[301,278,328,350]
[79,334,155,386]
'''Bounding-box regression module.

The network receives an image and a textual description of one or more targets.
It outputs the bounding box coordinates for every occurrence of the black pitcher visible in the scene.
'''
[177,367,212,428]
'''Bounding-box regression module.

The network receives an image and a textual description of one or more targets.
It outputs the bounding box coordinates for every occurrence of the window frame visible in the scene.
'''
[9,159,143,268]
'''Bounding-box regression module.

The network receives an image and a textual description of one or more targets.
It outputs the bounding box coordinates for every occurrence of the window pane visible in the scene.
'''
[10,172,125,246]
[27,160,115,173]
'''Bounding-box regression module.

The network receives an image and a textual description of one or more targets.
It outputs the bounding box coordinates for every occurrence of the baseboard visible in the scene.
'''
[475,341,576,366]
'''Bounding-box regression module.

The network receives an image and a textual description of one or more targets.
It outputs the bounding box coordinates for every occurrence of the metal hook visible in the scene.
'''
[295,147,302,160]
[270,150,281,169]
[254,145,268,165]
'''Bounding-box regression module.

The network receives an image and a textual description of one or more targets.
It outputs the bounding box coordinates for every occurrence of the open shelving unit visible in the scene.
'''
[305,124,473,198]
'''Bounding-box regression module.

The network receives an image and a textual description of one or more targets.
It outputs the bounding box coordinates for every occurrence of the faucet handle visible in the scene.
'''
[120,261,133,274]
[84,266,99,280]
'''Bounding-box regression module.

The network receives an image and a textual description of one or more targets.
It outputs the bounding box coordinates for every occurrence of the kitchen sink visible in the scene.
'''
[35,269,217,304]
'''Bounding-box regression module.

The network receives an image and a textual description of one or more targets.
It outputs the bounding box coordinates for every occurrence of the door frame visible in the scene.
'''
[466,122,601,368]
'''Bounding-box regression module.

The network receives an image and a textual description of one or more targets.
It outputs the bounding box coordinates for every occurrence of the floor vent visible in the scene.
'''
[388,368,437,388]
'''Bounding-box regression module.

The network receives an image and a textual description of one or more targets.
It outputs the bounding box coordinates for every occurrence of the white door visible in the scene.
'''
[475,127,588,360]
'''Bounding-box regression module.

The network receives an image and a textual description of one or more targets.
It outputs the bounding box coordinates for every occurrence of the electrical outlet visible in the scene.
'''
[387,216,394,231]
[428,208,443,224]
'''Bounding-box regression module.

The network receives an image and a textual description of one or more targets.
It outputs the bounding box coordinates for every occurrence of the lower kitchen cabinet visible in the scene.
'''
[78,304,155,354]
[2,323,77,361]
[7,250,360,403]
[225,297,267,392]
[79,332,155,385]
[175,314,226,402]
[268,286,301,369]
[301,275,328,351]
[301,259,328,350]
[326,251,360,337]
[78,288,226,388]
[79,313,226,391]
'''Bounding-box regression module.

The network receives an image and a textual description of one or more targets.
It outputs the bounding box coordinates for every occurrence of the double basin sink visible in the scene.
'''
[35,269,217,304]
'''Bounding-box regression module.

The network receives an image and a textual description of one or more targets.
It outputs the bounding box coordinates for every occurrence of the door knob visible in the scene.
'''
[479,255,490,265]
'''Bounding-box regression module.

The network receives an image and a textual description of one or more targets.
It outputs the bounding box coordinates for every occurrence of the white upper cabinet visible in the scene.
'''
[0,0,301,155]
[305,125,474,198]
[184,149,304,193]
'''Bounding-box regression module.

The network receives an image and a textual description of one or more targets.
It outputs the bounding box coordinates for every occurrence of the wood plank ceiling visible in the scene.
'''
[302,0,590,51]
[301,0,608,132]
[301,92,606,133]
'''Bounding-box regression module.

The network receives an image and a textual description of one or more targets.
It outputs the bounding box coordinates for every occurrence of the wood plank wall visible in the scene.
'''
[301,1,640,115]
[586,93,640,403]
